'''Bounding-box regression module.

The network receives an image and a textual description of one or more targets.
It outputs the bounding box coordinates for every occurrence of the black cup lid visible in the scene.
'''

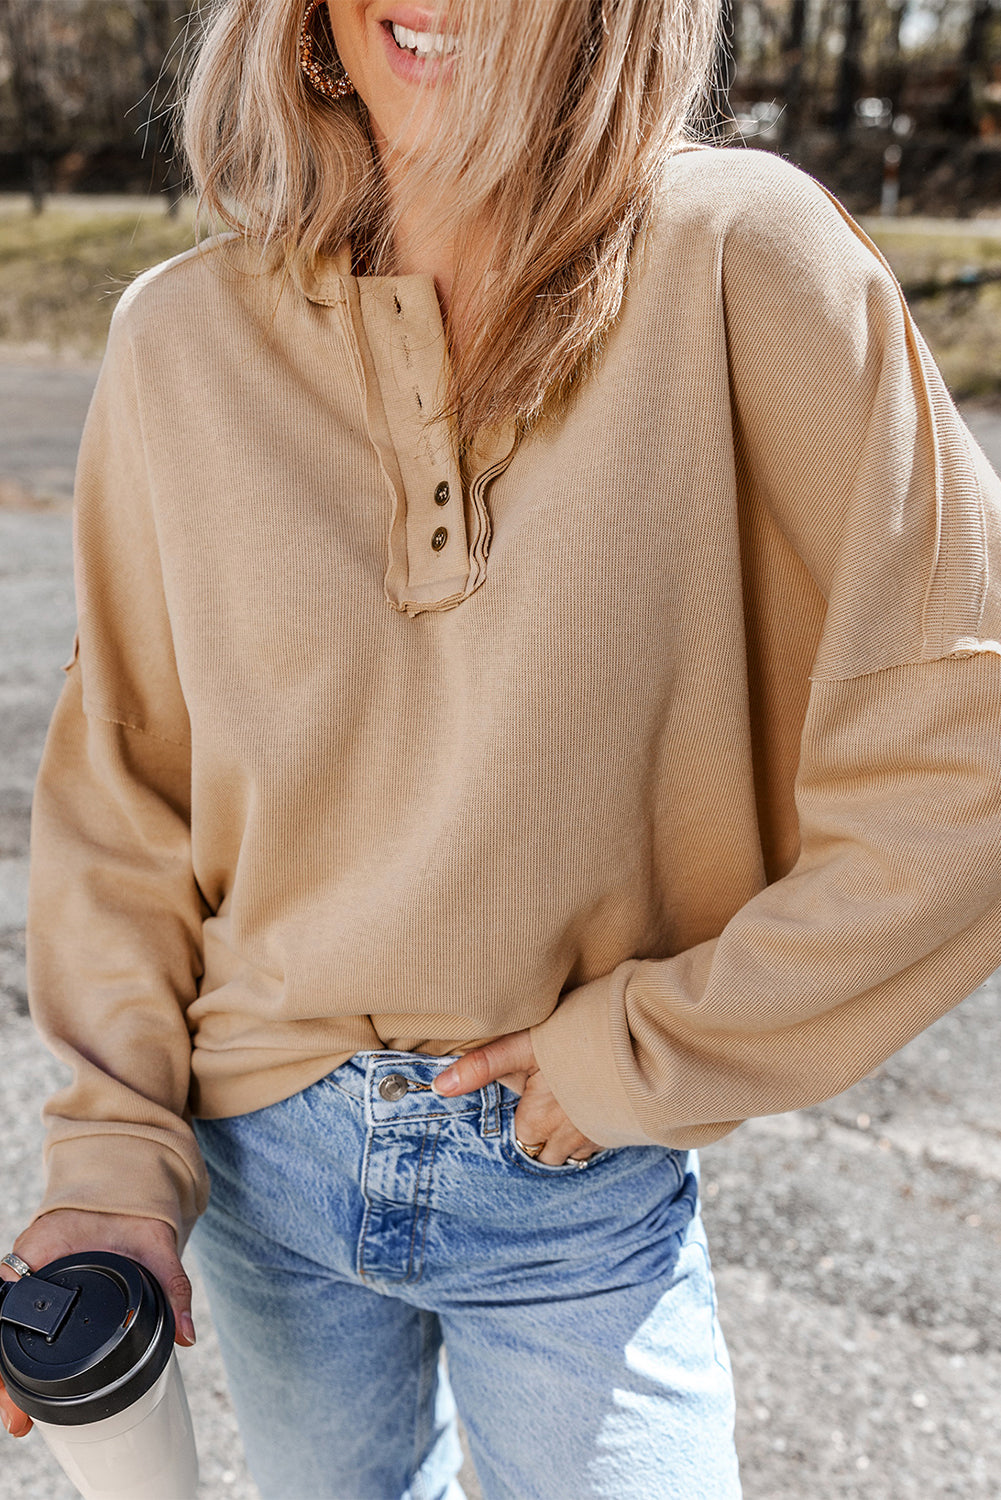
[0,1252,174,1425]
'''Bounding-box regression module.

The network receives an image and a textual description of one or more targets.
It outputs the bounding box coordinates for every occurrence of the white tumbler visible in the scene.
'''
[0,1251,199,1500]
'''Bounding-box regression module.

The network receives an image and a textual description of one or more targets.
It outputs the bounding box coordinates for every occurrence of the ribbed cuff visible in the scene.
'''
[36,1132,208,1249]
[529,965,656,1148]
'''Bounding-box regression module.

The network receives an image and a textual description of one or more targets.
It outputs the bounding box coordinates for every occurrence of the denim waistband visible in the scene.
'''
[331,1049,512,1137]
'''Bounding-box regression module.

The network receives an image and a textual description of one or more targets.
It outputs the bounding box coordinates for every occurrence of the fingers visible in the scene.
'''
[0,1273,31,1435]
[155,1263,196,1347]
[433,1029,536,1096]
[515,1108,601,1166]
[431,1038,601,1164]
[0,1257,34,1436]
[170,1277,197,1347]
[126,1235,195,1348]
[513,1086,601,1165]
[0,1293,33,1436]
[0,1211,198,1439]
[508,1069,601,1166]
[0,1379,33,1439]
[10,1212,195,1350]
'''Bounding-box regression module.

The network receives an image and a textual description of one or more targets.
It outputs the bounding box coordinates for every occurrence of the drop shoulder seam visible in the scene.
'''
[79,696,191,751]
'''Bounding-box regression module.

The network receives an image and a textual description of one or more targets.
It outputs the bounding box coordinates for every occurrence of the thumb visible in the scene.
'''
[147,1250,196,1348]
[103,1223,196,1350]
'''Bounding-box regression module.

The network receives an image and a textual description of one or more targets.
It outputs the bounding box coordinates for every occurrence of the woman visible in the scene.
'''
[3,2,1001,1496]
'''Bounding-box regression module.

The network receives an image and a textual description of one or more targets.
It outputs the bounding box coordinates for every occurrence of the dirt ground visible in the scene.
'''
[1,366,999,1499]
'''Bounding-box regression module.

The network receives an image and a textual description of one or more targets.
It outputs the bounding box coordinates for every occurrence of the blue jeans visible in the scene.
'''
[190,1049,741,1500]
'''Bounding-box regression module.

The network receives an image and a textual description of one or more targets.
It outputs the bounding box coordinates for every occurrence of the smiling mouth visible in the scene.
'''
[386,21,460,59]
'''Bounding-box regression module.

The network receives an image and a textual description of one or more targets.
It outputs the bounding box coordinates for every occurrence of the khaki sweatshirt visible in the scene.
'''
[26,147,1001,1244]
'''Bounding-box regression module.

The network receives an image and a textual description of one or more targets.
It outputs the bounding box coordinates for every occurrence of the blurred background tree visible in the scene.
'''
[733,0,1000,210]
[1,1,997,214]
[0,1,997,217]
[0,4,998,399]
[0,0,54,211]
[0,0,193,211]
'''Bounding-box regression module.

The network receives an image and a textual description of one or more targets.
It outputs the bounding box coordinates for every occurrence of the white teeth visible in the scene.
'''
[390,22,459,57]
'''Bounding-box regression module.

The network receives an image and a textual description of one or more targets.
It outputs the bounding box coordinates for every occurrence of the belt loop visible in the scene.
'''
[363,1053,379,1130]
[479,1080,501,1137]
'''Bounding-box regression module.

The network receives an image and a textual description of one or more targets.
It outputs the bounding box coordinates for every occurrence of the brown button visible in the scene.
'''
[434,481,450,506]
[431,527,448,551]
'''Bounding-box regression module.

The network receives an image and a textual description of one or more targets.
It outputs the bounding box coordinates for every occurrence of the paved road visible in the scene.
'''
[2,367,1000,1499]
[0,366,97,509]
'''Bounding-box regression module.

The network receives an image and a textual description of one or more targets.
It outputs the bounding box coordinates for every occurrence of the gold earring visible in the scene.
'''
[299,0,356,101]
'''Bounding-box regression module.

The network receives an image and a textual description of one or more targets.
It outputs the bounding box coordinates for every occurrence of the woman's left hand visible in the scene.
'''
[432,1029,602,1165]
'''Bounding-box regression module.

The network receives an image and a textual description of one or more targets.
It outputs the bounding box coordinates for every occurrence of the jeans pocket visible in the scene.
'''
[500,1101,620,1177]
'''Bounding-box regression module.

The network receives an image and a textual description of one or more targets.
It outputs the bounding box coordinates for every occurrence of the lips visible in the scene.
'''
[379,10,459,83]
[388,21,459,57]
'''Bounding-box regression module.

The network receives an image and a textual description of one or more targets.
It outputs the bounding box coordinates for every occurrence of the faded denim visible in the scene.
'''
[190,1049,741,1500]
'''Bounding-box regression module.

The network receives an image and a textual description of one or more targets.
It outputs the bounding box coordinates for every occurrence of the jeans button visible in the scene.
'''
[378,1074,409,1102]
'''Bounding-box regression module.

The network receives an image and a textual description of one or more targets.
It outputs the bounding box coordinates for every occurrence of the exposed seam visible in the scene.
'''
[808,645,1001,686]
[916,337,949,654]
[80,703,191,750]
[374,1109,475,1122]
[356,1116,378,1281]
[810,181,986,661]
[952,416,990,643]
[124,333,193,720]
[694,1236,732,1374]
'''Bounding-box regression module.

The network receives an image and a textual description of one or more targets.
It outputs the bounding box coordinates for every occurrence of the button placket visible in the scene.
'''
[347,271,516,612]
[411,421,462,584]
[379,282,466,591]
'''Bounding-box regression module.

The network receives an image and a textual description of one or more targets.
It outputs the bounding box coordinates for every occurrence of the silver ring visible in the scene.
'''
[1,1253,31,1278]
[567,1156,591,1168]
[515,1137,544,1159]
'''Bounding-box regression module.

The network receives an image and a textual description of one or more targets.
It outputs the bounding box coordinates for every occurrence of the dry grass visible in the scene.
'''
[0,197,998,403]
[864,221,1001,404]
[0,199,199,361]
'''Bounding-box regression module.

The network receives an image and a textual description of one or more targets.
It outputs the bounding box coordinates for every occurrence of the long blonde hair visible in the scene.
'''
[182,0,721,450]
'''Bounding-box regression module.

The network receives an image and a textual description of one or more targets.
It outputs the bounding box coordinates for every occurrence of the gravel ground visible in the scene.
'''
[1,367,999,1499]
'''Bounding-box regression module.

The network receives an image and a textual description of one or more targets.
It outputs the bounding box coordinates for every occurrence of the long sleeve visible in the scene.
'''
[27,298,209,1243]
[23,162,1001,1187]
[531,159,1001,1148]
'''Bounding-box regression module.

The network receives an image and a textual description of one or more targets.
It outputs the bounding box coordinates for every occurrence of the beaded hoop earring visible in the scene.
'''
[299,0,356,101]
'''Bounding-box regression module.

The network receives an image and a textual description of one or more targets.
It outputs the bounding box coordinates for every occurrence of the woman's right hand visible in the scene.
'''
[0,1209,196,1438]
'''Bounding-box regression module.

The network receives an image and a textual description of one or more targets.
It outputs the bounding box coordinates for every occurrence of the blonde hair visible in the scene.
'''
[182,0,721,450]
